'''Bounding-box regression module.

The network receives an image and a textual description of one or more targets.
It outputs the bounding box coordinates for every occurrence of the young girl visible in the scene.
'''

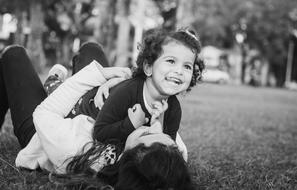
[93,28,204,147]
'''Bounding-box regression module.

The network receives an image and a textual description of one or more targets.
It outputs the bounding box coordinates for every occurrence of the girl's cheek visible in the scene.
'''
[186,73,193,83]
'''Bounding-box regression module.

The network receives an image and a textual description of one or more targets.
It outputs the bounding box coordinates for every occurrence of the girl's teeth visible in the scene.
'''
[166,77,181,84]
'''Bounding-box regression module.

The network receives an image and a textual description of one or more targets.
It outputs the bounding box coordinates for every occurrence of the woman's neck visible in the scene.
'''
[144,78,168,107]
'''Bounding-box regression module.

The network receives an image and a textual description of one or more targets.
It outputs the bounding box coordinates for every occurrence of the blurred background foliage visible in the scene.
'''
[0,0,297,87]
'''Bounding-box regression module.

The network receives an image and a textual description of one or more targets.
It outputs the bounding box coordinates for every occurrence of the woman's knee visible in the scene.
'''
[72,42,109,74]
[2,45,27,59]
[1,45,29,66]
[1,45,36,77]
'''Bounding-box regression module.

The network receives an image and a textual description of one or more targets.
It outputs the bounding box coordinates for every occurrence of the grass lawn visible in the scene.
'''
[1,83,297,189]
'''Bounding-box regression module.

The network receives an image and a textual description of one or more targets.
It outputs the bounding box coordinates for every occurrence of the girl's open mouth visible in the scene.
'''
[165,76,183,85]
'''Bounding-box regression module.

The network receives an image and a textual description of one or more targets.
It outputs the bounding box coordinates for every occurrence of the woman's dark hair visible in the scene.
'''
[50,140,122,190]
[114,143,195,190]
[133,28,205,91]
[50,142,194,190]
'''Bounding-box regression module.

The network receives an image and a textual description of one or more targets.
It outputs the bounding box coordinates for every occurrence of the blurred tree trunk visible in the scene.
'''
[93,0,117,63]
[27,1,46,72]
[106,0,117,58]
[153,0,178,31]
[115,0,131,67]
[14,10,26,45]
[0,15,2,31]
[132,0,146,65]
[60,35,72,66]
[176,0,195,28]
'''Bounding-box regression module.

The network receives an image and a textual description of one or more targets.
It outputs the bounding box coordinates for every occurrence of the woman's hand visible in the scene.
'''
[124,126,150,151]
[94,77,126,109]
[128,104,149,129]
[100,66,132,80]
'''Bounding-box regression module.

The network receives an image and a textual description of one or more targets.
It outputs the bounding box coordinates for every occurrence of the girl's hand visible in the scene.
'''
[128,104,149,129]
[150,100,168,125]
[94,77,126,109]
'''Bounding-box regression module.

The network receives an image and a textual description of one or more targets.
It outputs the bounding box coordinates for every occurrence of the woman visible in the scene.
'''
[0,44,194,189]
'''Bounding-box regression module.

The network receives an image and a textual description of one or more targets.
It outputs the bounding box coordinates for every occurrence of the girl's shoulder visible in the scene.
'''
[167,95,181,109]
[111,77,144,93]
[105,77,144,102]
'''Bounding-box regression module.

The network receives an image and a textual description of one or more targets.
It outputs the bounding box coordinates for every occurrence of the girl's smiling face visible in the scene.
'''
[144,41,195,97]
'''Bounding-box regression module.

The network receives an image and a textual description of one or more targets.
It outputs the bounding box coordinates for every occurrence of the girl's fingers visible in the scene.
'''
[152,101,162,110]
[133,104,142,113]
[152,109,161,117]
[152,100,168,113]
[161,100,168,111]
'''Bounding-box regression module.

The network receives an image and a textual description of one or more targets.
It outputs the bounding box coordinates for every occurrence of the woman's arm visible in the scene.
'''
[32,61,130,172]
[94,77,127,110]
[176,132,188,162]
[35,61,107,118]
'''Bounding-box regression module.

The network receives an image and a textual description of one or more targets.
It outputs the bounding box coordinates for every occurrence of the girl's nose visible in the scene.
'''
[173,64,183,75]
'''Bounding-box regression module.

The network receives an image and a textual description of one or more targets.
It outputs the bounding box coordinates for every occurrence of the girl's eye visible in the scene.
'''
[184,64,193,70]
[166,59,175,64]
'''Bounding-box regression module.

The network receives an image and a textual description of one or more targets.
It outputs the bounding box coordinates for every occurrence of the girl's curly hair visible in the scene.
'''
[133,28,205,91]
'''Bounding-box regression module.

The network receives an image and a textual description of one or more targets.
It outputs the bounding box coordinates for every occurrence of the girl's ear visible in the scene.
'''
[143,61,153,77]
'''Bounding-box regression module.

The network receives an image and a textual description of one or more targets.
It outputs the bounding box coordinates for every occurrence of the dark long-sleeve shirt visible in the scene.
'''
[93,77,181,143]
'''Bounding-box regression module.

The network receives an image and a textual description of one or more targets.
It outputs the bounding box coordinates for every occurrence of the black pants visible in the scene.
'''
[0,42,109,148]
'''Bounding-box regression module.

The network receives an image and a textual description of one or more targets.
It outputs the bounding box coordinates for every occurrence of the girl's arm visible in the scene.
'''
[163,96,181,141]
[93,81,139,143]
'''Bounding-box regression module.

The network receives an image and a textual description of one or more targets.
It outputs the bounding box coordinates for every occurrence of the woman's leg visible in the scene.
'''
[0,59,8,128]
[67,42,109,119]
[1,45,47,148]
[72,42,109,74]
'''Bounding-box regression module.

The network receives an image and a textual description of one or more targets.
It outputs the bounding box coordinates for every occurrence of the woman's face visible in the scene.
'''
[124,127,175,151]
